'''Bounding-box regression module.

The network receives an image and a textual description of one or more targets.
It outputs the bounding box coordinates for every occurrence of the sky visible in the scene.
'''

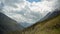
[0,0,60,27]
[26,0,41,3]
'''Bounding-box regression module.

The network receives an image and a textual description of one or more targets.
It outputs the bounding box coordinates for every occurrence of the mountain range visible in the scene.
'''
[5,10,60,34]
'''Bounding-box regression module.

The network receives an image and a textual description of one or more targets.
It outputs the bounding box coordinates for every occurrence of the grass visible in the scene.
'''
[6,15,60,34]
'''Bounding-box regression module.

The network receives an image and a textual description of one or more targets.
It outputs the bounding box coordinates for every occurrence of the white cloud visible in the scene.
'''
[0,0,60,27]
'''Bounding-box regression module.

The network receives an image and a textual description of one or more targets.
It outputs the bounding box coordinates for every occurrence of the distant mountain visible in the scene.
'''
[39,10,60,22]
[0,2,4,13]
[0,13,23,34]
[47,10,60,18]
[20,22,32,28]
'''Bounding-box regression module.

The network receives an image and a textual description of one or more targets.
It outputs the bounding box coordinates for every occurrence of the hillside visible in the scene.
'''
[0,13,23,34]
[6,13,60,34]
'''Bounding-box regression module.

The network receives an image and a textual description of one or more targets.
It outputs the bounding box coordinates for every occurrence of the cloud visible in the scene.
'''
[0,0,60,27]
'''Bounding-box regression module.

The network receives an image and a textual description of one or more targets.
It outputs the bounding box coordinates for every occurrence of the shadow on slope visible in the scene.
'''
[0,13,24,34]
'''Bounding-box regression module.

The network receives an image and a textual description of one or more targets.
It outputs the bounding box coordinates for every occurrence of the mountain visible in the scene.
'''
[20,22,32,28]
[21,10,60,28]
[46,10,60,18]
[6,11,60,34]
[6,10,60,34]
[39,10,60,22]
[0,13,23,34]
[0,2,4,13]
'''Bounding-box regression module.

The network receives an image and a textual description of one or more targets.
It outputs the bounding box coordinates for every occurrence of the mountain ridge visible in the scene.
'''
[0,12,23,34]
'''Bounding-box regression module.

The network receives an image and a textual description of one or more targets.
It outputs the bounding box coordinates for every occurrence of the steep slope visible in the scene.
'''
[21,14,60,34]
[0,13,23,34]
[7,11,60,34]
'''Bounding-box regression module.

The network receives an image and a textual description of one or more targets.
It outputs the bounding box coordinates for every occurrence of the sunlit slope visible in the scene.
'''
[7,14,60,34]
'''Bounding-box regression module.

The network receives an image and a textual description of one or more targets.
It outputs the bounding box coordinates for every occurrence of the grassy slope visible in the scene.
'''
[7,15,60,34]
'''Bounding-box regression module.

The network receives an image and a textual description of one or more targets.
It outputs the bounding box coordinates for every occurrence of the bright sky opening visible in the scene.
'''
[26,0,41,3]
